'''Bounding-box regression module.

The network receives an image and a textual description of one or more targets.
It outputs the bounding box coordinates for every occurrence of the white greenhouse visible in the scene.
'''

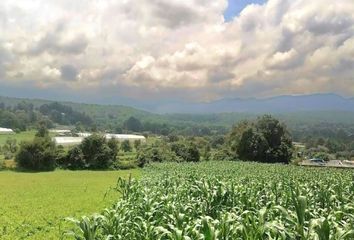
[77,133,146,142]
[53,133,146,146]
[105,134,146,142]
[53,137,84,146]
[49,129,71,134]
[0,127,14,134]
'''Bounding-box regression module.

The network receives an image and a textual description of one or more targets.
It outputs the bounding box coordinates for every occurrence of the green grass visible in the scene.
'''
[0,169,141,239]
[0,131,37,146]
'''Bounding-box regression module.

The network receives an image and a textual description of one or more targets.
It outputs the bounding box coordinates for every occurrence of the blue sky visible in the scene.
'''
[224,0,266,21]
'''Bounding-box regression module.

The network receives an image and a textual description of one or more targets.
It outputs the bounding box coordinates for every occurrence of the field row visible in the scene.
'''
[67,162,354,239]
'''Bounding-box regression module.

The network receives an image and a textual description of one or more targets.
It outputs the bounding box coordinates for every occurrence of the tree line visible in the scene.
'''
[8,115,294,171]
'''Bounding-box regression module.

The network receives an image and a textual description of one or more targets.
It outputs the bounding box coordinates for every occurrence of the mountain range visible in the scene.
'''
[135,93,354,113]
[1,93,353,114]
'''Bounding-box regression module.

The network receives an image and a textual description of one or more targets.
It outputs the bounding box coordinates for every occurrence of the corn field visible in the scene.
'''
[65,162,354,239]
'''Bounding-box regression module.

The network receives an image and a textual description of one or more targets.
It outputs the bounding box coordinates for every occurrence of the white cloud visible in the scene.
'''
[0,0,353,101]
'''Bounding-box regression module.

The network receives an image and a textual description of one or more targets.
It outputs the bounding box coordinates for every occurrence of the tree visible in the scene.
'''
[15,136,57,171]
[63,134,117,170]
[2,138,18,160]
[134,140,142,150]
[107,138,119,160]
[171,141,200,162]
[79,134,115,169]
[228,115,293,164]
[35,120,49,137]
[121,140,132,152]
[123,117,142,132]
[136,143,179,167]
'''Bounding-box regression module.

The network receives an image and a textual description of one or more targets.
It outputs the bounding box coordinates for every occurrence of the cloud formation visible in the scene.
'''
[0,0,353,101]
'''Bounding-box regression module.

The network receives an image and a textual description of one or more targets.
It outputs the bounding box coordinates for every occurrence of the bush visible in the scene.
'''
[228,115,293,164]
[171,141,200,162]
[121,140,132,152]
[15,136,57,171]
[133,140,142,150]
[0,158,5,170]
[212,148,237,161]
[2,138,18,160]
[62,134,118,170]
[63,146,86,169]
[136,144,179,167]
[313,152,331,161]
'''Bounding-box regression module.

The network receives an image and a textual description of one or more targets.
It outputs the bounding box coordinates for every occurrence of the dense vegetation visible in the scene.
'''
[228,115,293,163]
[66,162,354,239]
[62,135,118,170]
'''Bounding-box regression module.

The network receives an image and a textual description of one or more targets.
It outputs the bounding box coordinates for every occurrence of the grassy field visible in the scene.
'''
[0,169,140,239]
[0,131,37,146]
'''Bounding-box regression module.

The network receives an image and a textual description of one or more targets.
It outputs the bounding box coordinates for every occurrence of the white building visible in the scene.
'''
[0,127,14,134]
[53,133,146,146]
[49,129,71,134]
[78,132,145,142]
[77,132,92,137]
[53,137,84,146]
[105,134,146,142]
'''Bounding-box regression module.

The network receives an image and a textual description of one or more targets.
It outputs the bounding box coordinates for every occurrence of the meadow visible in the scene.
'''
[67,162,354,239]
[0,131,37,145]
[0,169,140,239]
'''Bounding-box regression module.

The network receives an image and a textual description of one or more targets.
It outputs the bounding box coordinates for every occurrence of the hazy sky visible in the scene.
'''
[0,0,353,103]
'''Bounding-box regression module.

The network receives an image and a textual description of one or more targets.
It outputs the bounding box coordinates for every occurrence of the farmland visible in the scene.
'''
[0,131,37,146]
[67,162,354,239]
[0,169,140,239]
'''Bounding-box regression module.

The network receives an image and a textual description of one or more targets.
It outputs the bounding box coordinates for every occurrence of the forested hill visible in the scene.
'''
[2,95,354,136]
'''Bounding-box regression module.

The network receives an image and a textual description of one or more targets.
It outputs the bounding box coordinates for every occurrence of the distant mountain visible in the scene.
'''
[139,94,354,113]
[2,94,354,129]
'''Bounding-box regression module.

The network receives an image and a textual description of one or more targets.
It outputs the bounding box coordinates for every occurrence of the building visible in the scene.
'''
[77,133,146,142]
[105,134,146,142]
[49,129,72,136]
[53,137,84,146]
[0,127,14,134]
[53,133,146,146]
[49,129,71,134]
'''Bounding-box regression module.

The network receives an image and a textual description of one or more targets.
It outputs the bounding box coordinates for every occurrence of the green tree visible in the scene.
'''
[136,143,179,167]
[15,136,57,171]
[35,120,49,137]
[171,141,200,162]
[2,138,18,160]
[121,140,132,152]
[134,140,142,150]
[229,115,293,164]
[63,134,117,170]
[123,117,142,132]
[80,134,115,169]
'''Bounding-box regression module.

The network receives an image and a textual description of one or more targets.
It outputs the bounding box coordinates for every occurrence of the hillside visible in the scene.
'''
[2,95,354,129]
[140,94,354,113]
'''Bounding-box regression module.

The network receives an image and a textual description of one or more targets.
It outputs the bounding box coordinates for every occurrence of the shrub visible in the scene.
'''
[136,144,179,167]
[15,136,57,171]
[63,134,117,170]
[2,138,18,160]
[228,115,293,164]
[121,140,132,152]
[0,158,5,170]
[212,148,237,161]
[171,141,200,162]
[133,140,142,150]
[63,146,86,170]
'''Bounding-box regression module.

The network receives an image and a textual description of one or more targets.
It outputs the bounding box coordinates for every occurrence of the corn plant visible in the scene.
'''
[64,162,354,240]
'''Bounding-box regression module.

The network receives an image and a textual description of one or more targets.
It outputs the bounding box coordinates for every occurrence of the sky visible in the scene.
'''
[0,0,354,104]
